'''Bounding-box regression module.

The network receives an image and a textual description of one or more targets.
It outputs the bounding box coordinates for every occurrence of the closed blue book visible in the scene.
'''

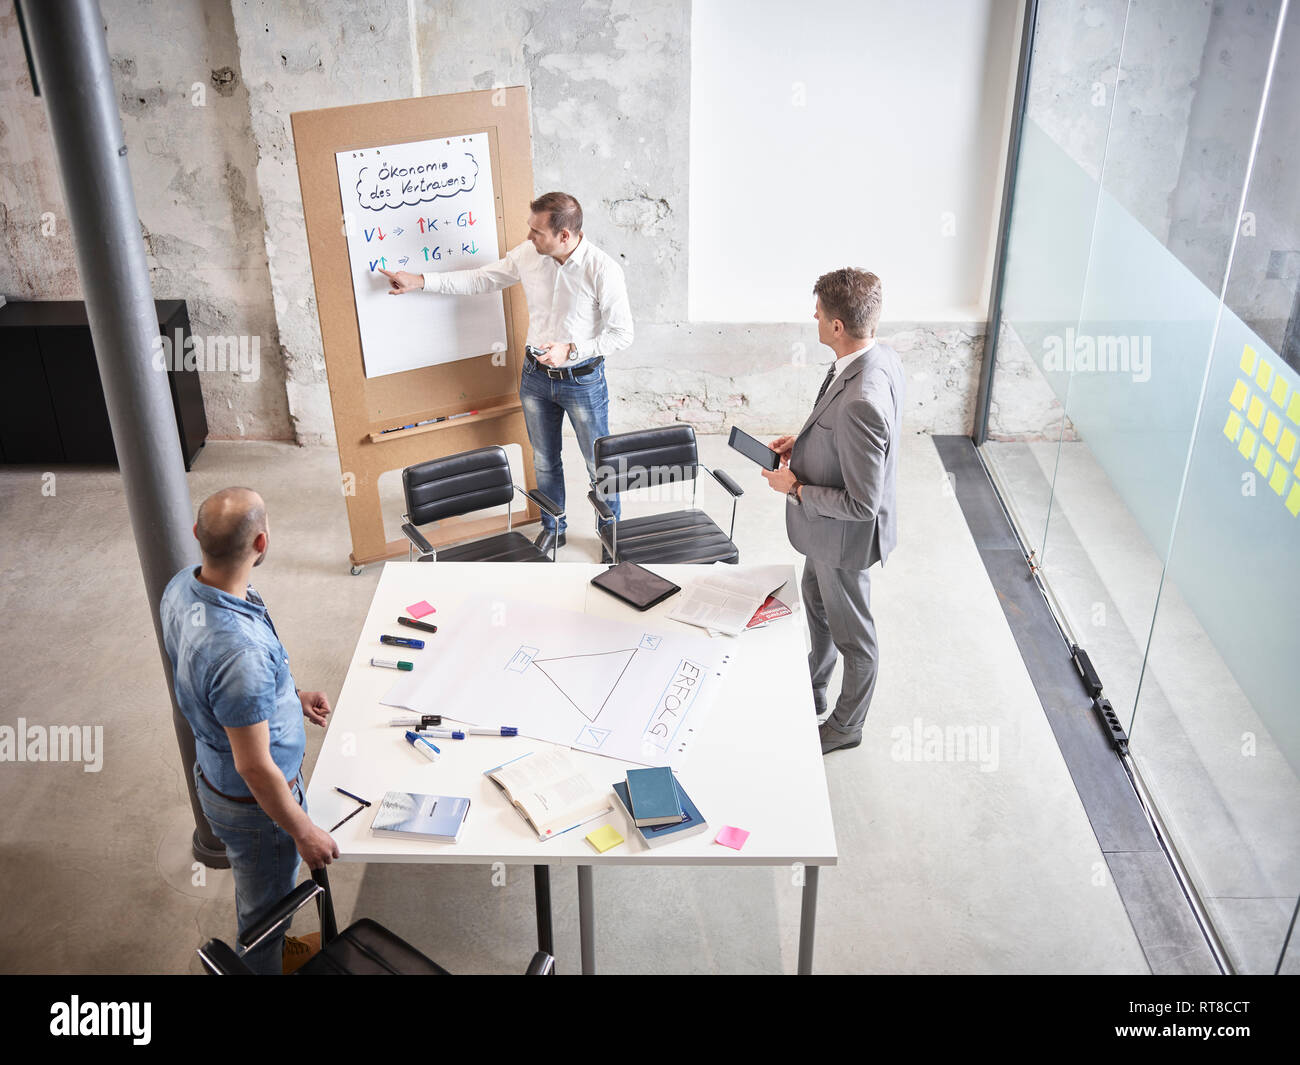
[625,766,684,826]
[371,791,471,842]
[613,780,709,849]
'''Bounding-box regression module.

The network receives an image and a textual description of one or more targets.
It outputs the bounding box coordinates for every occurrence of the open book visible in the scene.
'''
[484,749,613,842]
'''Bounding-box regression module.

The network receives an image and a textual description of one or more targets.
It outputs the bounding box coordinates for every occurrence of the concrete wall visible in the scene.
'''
[0,0,291,440]
[2,0,1019,446]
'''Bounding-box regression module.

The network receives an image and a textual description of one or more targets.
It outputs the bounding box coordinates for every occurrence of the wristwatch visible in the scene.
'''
[787,482,802,506]
[566,343,579,363]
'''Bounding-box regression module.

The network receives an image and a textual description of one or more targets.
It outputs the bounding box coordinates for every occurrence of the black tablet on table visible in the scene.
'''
[590,561,681,611]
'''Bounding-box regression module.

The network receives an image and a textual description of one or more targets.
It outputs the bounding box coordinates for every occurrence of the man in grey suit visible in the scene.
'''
[761,268,905,754]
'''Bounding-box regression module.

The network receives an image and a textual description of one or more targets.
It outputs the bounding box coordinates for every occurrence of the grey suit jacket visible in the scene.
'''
[785,342,905,570]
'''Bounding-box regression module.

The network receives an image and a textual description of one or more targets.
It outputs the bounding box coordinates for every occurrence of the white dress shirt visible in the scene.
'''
[831,337,877,384]
[422,235,633,363]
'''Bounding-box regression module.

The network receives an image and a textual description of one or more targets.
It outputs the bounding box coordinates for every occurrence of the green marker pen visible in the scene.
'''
[371,657,413,671]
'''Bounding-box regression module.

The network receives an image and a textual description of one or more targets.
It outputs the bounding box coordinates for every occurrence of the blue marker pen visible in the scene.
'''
[404,730,441,762]
[380,634,425,650]
[465,727,518,737]
[418,727,466,740]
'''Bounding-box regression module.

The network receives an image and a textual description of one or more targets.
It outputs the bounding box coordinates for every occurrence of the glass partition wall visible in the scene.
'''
[980,0,1299,973]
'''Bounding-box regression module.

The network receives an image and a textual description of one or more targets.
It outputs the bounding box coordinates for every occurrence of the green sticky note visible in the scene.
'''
[586,824,624,853]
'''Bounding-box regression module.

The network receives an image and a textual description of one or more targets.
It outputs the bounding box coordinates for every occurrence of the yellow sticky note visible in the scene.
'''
[1264,411,1281,444]
[1256,360,1273,391]
[1271,377,1289,408]
[1254,446,1272,477]
[1279,428,1298,463]
[1223,411,1243,443]
[586,824,624,853]
[1248,395,1265,427]
[1240,345,1258,376]
[1238,427,1257,459]
[1229,379,1249,410]
[1287,483,1300,518]
[1268,462,1289,497]
[1289,392,1300,425]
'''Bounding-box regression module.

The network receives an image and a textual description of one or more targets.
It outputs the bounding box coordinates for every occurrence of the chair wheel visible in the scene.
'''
[350,564,363,575]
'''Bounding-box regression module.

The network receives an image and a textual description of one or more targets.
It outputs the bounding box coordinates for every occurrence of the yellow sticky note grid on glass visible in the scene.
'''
[1247,395,1265,427]
[1263,411,1282,444]
[1223,411,1243,443]
[1280,428,1298,463]
[1254,446,1272,477]
[1238,427,1257,459]
[1287,482,1300,518]
[1256,360,1273,391]
[586,824,624,853]
[1240,345,1258,376]
[1230,379,1249,410]
[1268,462,1289,497]
[1271,377,1289,408]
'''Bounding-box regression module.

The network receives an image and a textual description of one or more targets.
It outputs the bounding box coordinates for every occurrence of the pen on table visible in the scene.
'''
[405,730,441,762]
[389,715,441,728]
[397,617,438,634]
[329,804,369,833]
[334,786,371,807]
[417,727,466,740]
[464,726,518,737]
[371,657,413,671]
[380,634,425,649]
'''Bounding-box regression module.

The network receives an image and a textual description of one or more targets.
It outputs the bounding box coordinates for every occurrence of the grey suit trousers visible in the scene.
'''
[801,558,877,736]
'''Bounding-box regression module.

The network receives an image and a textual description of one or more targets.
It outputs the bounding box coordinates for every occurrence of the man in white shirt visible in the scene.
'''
[381,192,633,556]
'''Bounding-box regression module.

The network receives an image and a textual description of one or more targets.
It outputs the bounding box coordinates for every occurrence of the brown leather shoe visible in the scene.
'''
[282,932,321,975]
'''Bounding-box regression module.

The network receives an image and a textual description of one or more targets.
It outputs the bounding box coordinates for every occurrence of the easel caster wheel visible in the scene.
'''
[350,564,363,575]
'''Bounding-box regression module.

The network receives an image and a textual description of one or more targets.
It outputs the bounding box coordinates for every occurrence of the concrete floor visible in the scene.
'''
[983,440,1300,975]
[0,430,1149,974]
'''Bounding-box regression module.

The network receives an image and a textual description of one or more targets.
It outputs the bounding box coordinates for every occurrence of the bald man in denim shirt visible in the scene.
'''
[161,487,337,974]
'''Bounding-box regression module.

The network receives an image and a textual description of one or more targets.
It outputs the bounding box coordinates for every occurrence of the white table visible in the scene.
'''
[305,561,837,973]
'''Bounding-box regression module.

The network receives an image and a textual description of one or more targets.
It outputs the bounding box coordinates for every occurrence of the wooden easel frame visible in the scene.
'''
[291,88,536,569]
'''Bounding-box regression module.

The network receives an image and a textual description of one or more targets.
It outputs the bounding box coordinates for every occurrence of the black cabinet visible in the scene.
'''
[0,299,207,469]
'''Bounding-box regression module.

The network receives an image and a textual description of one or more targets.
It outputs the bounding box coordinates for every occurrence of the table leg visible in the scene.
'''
[578,864,595,974]
[533,865,554,964]
[798,864,819,975]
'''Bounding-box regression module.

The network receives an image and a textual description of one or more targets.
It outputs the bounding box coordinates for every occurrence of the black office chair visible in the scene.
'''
[198,870,555,975]
[587,425,743,565]
[400,445,564,563]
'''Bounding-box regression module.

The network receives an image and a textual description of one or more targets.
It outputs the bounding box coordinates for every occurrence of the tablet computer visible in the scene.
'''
[590,561,681,611]
[728,425,781,471]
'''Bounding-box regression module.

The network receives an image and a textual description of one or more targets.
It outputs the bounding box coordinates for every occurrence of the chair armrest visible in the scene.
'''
[587,489,615,521]
[525,951,556,975]
[401,522,434,557]
[520,487,564,520]
[706,467,744,497]
[237,880,323,953]
[197,938,256,975]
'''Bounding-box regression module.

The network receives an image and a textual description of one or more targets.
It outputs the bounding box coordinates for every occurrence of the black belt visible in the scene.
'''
[199,764,302,805]
[526,353,603,380]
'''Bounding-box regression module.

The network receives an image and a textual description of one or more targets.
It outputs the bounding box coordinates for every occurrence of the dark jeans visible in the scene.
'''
[519,358,620,534]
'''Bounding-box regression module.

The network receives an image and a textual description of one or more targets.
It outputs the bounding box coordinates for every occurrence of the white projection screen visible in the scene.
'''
[688,0,1018,323]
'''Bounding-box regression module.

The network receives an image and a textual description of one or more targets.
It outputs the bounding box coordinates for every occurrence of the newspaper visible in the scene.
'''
[668,563,795,637]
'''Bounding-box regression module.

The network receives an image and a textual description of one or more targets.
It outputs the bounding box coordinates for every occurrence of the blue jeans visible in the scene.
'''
[195,762,304,975]
[519,359,620,535]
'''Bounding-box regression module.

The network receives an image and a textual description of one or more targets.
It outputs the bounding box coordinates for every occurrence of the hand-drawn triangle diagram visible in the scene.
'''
[530,648,640,722]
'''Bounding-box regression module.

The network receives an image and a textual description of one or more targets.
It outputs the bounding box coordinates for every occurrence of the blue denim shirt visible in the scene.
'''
[160,566,305,798]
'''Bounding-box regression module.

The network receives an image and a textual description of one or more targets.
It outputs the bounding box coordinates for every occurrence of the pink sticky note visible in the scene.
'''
[406,600,435,619]
[715,826,750,851]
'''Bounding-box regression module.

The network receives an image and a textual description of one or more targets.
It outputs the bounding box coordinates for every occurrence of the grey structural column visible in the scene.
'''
[21,0,225,864]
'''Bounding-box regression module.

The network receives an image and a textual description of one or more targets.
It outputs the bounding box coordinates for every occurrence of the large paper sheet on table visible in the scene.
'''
[335,132,507,378]
[381,597,733,767]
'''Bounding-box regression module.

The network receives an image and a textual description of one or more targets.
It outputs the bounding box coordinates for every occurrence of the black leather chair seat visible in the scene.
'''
[600,509,739,565]
[423,530,548,563]
[297,919,450,975]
